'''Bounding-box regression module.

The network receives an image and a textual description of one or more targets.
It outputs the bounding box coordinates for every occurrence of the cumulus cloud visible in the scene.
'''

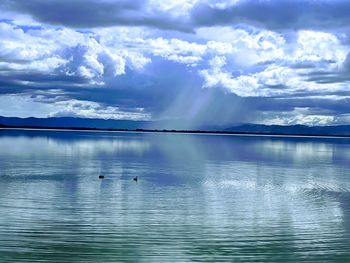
[259,107,336,126]
[49,99,151,120]
[0,23,154,85]
[1,1,350,126]
[199,29,349,99]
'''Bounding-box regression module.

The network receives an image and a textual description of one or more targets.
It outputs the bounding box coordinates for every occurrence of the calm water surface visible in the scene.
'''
[1,129,350,262]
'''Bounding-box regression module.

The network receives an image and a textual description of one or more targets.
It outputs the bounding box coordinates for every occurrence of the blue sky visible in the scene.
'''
[1,0,350,126]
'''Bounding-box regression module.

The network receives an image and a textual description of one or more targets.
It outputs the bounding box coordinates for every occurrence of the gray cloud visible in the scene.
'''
[191,0,350,30]
[2,1,350,125]
[304,53,350,84]
[3,0,350,34]
[2,0,192,32]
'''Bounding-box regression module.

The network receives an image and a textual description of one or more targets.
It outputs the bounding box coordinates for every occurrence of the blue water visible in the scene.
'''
[1,129,350,262]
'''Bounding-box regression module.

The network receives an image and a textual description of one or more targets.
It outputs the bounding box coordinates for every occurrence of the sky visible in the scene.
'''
[1,0,350,127]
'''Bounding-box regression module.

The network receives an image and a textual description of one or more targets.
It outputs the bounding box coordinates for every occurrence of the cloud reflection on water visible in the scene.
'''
[0,130,350,261]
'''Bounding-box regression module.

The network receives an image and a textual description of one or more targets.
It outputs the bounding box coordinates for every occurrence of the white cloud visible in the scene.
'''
[0,93,151,120]
[259,108,335,126]
[50,99,151,120]
[149,0,199,16]
[293,31,348,67]
[0,23,152,84]
[147,37,207,65]
[197,27,350,99]
[1,14,350,125]
[200,62,347,97]
[9,56,68,72]
[199,27,286,65]
[0,23,57,61]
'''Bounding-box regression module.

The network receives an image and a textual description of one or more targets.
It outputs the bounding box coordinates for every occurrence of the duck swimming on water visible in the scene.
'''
[133,176,138,182]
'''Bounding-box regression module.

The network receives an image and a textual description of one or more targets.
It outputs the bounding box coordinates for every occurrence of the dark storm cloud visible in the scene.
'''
[247,97,350,116]
[2,1,350,125]
[1,54,349,126]
[1,0,192,32]
[191,0,350,30]
[0,59,290,125]
[0,58,202,115]
[5,0,350,32]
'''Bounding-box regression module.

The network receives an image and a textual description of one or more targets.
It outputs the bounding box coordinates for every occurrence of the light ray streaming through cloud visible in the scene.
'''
[1,0,350,126]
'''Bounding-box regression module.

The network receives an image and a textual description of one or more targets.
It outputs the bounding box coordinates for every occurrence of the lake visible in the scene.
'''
[1,129,350,262]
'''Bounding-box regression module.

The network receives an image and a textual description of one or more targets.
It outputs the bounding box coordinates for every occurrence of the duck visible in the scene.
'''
[133,176,138,182]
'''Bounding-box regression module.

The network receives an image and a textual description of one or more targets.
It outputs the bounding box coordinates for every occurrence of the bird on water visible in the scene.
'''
[133,176,138,182]
[99,175,104,179]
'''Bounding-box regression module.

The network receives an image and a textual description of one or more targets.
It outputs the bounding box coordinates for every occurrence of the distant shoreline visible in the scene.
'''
[1,125,350,139]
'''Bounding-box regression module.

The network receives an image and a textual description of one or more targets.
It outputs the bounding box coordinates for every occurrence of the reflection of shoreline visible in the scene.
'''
[1,127,350,140]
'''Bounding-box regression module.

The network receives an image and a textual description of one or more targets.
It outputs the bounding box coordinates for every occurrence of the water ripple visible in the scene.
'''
[1,130,350,262]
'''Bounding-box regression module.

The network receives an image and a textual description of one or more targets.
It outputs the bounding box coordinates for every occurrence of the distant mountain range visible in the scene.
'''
[1,116,350,137]
[0,116,151,130]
